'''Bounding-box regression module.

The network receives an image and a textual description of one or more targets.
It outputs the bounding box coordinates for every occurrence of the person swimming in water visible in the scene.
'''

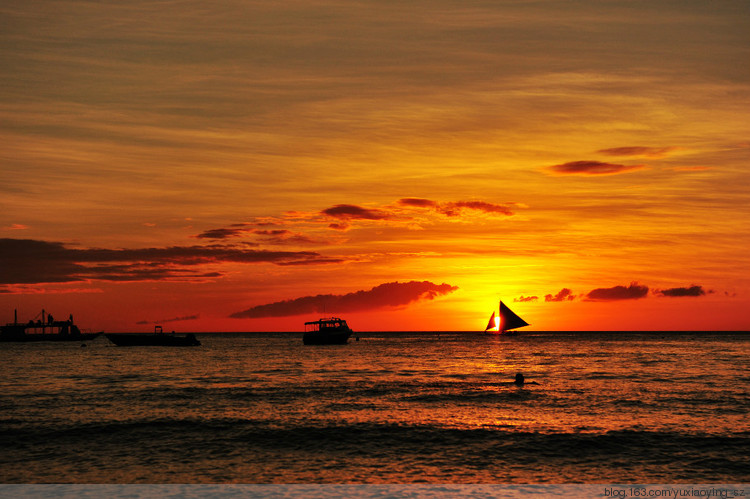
[501,372,538,386]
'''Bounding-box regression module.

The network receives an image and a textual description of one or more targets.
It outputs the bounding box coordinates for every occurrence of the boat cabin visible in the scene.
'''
[304,317,350,332]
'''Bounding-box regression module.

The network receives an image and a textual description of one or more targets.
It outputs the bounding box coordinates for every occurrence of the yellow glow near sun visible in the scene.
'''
[494,315,500,330]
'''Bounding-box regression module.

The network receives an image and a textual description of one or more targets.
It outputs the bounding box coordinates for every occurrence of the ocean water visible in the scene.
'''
[0,331,748,483]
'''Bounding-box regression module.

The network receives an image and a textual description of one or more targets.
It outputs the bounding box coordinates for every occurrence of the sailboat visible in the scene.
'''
[485,301,529,335]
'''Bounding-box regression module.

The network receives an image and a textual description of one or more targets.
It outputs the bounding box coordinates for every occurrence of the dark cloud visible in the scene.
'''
[136,314,200,325]
[655,285,707,297]
[585,282,649,301]
[195,227,250,239]
[398,198,439,208]
[0,239,87,284]
[514,295,538,302]
[0,238,339,286]
[547,161,644,175]
[545,288,575,302]
[597,146,677,158]
[195,225,317,244]
[230,280,458,319]
[322,204,393,220]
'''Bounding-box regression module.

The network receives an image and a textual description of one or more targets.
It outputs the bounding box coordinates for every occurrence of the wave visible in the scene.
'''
[4,417,749,452]
[2,418,749,482]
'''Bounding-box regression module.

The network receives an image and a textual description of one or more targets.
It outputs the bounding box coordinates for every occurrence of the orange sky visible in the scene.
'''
[2,1,749,332]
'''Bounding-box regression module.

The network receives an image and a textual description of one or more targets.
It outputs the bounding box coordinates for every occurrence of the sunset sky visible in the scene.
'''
[2,0,749,332]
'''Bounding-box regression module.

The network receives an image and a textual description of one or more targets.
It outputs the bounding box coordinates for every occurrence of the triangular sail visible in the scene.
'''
[499,301,529,332]
[485,311,496,331]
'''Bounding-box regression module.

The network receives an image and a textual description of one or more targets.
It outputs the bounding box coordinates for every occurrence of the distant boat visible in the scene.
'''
[105,326,201,347]
[303,317,352,345]
[1,309,102,342]
[485,301,529,335]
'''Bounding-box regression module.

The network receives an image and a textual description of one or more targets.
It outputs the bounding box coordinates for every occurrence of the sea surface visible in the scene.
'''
[0,331,748,483]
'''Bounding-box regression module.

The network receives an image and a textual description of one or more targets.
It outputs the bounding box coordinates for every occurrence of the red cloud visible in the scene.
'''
[230,281,458,318]
[585,282,649,301]
[514,295,538,302]
[548,161,644,175]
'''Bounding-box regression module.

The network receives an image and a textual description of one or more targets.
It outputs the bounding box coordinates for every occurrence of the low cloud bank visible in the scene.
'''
[230,281,458,318]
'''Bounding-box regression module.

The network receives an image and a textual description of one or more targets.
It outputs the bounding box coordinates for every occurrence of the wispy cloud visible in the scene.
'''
[597,146,679,158]
[195,225,319,245]
[230,281,458,318]
[514,295,538,302]
[136,314,200,325]
[397,198,515,217]
[547,161,645,176]
[195,227,252,240]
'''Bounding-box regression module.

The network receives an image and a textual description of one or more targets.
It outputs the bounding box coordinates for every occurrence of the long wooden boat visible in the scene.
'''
[1,309,102,342]
[105,326,200,347]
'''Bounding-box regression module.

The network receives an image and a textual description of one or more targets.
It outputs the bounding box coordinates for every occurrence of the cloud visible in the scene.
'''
[439,201,514,217]
[321,204,393,220]
[195,227,251,239]
[655,285,708,297]
[0,238,340,286]
[514,295,538,302]
[398,198,515,217]
[195,197,519,243]
[398,198,439,208]
[136,314,200,325]
[547,161,645,176]
[230,280,458,318]
[252,229,319,245]
[585,282,649,301]
[195,225,318,244]
[3,224,29,231]
[597,146,678,158]
[545,288,575,302]
[672,166,712,172]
